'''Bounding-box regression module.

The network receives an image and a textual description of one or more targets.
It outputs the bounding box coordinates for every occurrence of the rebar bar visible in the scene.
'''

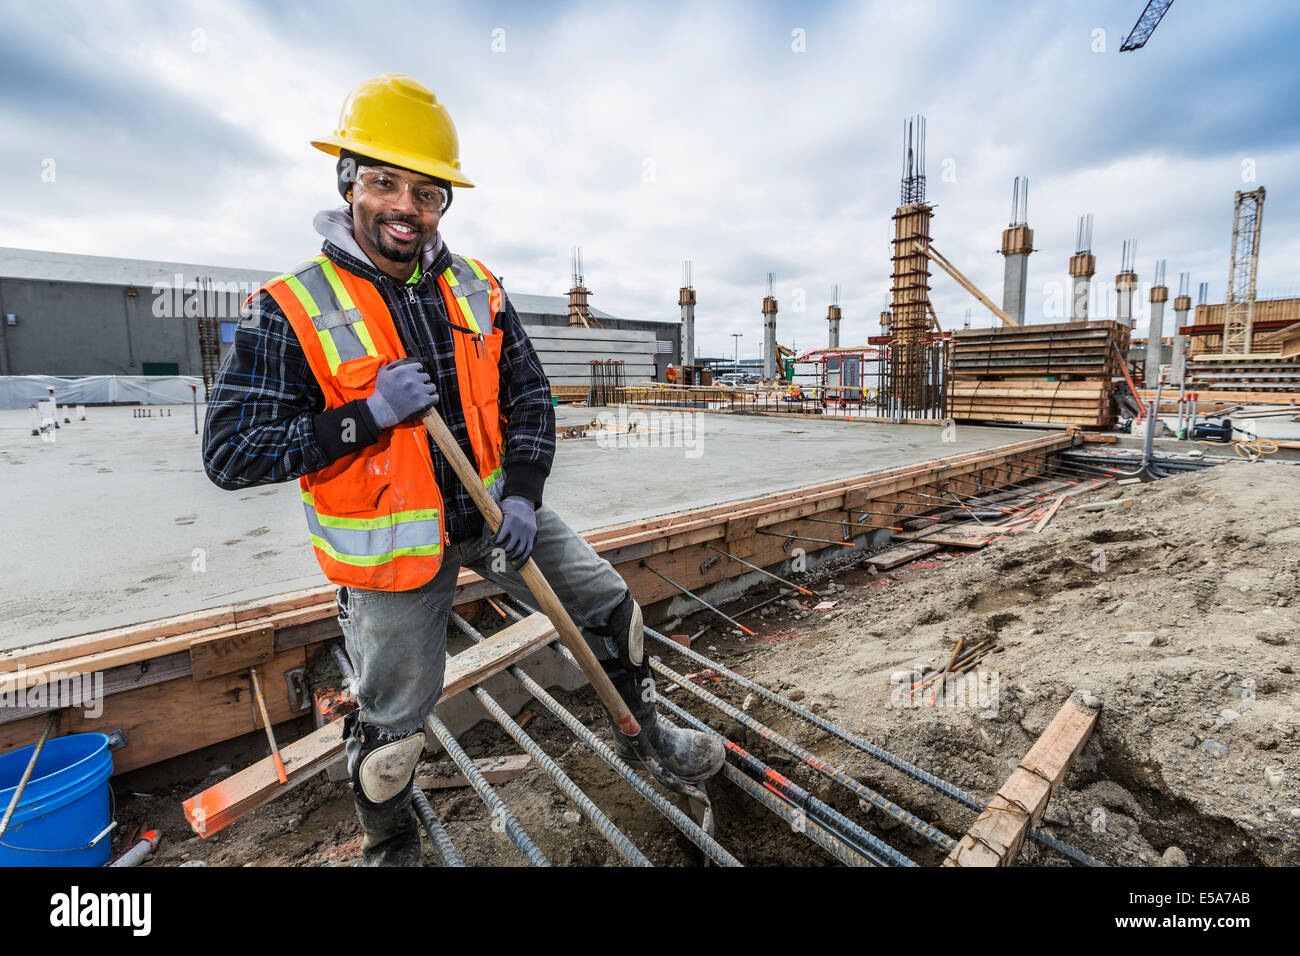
[658,695,908,866]
[640,623,1103,866]
[756,528,859,548]
[705,740,880,867]
[704,543,816,596]
[651,658,950,856]
[455,649,652,866]
[411,785,465,866]
[641,562,756,635]
[425,713,551,866]
[791,513,902,533]
[447,611,740,866]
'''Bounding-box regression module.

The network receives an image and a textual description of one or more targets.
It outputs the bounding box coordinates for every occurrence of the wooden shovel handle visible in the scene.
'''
[420,407,638,734]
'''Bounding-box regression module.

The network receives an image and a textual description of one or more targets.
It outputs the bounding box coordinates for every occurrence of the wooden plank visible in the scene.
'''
[415,754,532,790]
[724,514,758,542]
[953,414,1113,426]
[863,542,939,569]
[438,613,558,701]
[233,586,333,624]
[948,386,1109,398]
[943,694,1100,867]
[724,514,758,558]
[2,607,325,694]
[0,606,239,671]
[182,611,559,837]
[1033,496,1065,533]
[953,318,1127,337]
[890,525,1001,548]
[189,626,274,681]
[0,569,476,673]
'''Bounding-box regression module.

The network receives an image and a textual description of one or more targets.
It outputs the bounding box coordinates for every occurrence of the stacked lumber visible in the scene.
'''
[948,380,1114,426]
[948,320,1129,426]
[1185,353,1300,393]
[550,384,591,403]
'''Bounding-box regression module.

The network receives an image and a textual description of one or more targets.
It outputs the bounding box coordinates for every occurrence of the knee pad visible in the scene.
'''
[349,717,424,804]
[594,591,645,682]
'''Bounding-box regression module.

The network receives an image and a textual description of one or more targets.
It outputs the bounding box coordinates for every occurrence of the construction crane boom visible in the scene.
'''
[1120,0,1174,52]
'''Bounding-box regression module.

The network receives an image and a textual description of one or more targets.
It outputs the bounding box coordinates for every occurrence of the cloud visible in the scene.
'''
[2,0,1297,357]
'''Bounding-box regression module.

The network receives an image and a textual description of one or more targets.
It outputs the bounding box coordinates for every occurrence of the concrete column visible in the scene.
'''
[762,296,778,380]
[1115,271,1137,329]
[827,304,841,348]
[1146,284,1169,386]
[1171,294,1191,385]
[1000,225,1033,325]
[567,285,589,327]
[1068,253,1095,322]
[678,287,696,367]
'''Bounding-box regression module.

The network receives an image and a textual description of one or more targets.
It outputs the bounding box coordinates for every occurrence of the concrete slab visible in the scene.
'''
[0,405,1045,650]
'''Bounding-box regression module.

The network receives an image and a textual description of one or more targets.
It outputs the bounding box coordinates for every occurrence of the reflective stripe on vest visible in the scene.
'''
[483,464,504,500]
[439,255,504,498]
[273,255,380,374]
[300,491,441,567]
[440,256,497,335]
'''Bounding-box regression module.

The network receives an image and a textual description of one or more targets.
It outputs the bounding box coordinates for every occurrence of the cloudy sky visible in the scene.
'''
[3,0,1298,358]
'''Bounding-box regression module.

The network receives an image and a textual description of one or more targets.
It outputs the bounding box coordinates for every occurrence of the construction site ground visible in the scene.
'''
[110,456,1300,867]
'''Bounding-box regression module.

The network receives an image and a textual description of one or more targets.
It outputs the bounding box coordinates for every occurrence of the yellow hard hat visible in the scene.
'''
[311,73,474,188]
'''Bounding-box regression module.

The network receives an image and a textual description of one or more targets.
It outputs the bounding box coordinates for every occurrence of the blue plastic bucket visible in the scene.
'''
[0,733,113,867]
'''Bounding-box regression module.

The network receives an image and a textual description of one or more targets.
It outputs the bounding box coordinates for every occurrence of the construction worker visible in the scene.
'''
[202,74,724,866]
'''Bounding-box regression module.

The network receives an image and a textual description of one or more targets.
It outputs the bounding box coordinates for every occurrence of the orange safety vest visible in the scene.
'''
[260,252,506,591]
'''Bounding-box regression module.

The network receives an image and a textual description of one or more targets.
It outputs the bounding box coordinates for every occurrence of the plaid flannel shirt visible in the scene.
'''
[202,239,555,544]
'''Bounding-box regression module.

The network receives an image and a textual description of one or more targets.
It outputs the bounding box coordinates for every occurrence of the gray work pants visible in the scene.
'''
[337,505,630,774]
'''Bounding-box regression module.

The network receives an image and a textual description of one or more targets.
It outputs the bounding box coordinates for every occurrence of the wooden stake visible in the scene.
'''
[943,694,1099,866]
[249,667,287,785]
[927,638,965,707]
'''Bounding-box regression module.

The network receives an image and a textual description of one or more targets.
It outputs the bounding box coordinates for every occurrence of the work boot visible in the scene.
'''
[353,787,422,867]
[606,672,726,784]
[348,718,424,867]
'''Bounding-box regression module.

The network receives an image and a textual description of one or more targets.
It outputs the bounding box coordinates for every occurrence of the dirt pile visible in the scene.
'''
[736,459,1299,865]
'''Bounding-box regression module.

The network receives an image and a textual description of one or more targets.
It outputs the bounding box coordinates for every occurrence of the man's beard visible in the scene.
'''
[372,216,425,263]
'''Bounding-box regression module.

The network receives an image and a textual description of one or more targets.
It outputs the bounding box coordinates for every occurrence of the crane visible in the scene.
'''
[1120,0,1175,52]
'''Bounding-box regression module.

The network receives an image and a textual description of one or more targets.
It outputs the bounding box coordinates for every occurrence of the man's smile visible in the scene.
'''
[382,220,419,242]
